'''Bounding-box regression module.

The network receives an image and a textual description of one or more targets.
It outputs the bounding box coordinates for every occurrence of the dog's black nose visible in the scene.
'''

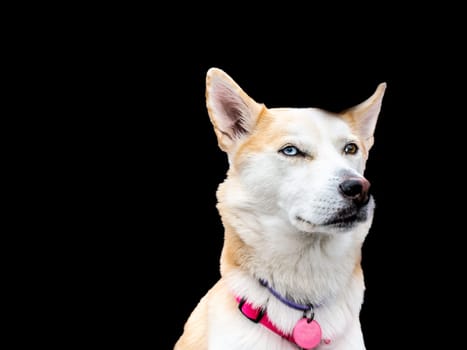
[339,177,370,206]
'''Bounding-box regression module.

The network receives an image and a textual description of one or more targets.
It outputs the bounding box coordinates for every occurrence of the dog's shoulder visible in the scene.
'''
[175,280,234,350]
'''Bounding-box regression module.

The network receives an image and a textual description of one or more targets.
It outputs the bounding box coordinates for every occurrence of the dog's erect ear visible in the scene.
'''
[206,68,264,152]
[344,82,387,152]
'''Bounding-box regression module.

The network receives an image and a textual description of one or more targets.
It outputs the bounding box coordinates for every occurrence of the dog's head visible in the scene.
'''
[206,68,385,236]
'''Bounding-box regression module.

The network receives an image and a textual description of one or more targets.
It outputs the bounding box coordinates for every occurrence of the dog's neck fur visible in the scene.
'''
[217,177,371,309]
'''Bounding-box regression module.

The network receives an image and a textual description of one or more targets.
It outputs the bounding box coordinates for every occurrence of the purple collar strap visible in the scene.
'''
[259,278,314,312]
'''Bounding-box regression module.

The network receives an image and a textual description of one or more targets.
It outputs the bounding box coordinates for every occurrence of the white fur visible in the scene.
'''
[175,68,385,350]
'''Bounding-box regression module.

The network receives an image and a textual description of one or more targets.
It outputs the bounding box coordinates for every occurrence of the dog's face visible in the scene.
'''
[206,68,385,236]
[235,108,373,235]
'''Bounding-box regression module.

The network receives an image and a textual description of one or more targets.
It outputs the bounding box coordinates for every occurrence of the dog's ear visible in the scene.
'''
[206,68,264,152]
[344,82,387,152]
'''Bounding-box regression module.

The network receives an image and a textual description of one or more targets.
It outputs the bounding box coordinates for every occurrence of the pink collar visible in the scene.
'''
[236,296,295,342]
[235,280,332,348]
[236,296,331,348]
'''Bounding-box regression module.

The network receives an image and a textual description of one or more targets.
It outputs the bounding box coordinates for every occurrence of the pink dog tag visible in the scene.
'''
[292,318,322,349]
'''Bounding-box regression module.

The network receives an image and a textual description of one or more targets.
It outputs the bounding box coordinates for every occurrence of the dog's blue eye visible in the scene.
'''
[344,142,359,155]
[280,146,300,156]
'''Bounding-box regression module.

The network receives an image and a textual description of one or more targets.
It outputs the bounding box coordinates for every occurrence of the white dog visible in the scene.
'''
[175,68,386,350]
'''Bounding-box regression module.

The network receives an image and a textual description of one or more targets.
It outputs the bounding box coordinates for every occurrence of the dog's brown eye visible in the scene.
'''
[344,143,358,155]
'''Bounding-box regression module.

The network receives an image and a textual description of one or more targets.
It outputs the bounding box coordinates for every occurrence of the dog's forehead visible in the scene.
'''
[267,107,352,139]
[239,108,354,157]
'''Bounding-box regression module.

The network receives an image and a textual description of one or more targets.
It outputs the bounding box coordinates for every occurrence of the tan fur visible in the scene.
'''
[175,280,240,350]
[342,83,386,156]
[236,110,284,156]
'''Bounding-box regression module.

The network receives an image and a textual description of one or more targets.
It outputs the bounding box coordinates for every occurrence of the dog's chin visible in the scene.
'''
[293,200,372,235]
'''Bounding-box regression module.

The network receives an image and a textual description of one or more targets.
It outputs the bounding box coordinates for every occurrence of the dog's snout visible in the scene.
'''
[339,177,371,206]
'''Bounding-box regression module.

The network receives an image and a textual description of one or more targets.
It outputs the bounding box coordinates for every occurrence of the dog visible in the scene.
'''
[175,68,386,350]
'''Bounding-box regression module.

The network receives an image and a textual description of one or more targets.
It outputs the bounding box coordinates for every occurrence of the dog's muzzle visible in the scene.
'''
[321,176,372,229]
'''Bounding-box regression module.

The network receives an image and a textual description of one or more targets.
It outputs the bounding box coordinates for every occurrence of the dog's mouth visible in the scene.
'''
[324,213,361,227]
[297,213,360,228]
[295,201,370,232]
[326,205,368,228]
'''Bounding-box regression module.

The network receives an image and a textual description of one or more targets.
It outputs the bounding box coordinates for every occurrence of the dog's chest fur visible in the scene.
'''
[212,190,369,349]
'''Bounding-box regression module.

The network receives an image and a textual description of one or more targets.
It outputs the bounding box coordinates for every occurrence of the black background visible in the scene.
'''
[81,12,464,349]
